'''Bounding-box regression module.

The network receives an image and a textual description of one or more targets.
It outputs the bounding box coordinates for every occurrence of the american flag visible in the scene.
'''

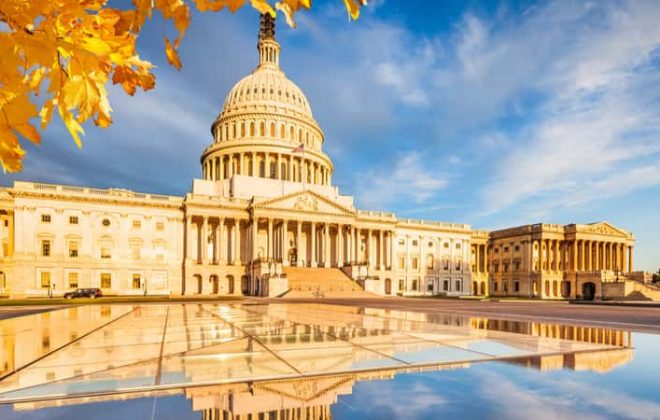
[292,143,304,153]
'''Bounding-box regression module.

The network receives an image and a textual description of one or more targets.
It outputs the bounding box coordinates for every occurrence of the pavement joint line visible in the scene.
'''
[154,306,170,386]
[238,304,412,366]
[0,306,139,383]
[199,306,304,375]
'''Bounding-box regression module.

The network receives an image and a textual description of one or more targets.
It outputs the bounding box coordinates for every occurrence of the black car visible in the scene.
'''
[63,288,103,299]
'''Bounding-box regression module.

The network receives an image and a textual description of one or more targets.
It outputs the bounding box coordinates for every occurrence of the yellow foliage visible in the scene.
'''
[0,0,366,172]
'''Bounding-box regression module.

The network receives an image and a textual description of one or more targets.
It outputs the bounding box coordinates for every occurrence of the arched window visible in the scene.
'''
[270,162,276,179]
[298,128,302,141]
[232,124,236,139]
[241,123,245,137]
[259,160,265,177]
[280,125,285,139]
[270,123,276,137]
[290,126,295,140]
[426,254,434,269]
[250,122,255,137]
[260,122,265,136]
[281,162,287,180]
[218,126,223,141]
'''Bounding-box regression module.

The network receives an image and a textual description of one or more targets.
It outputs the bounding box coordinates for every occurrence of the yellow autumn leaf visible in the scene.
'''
[58,107,85,149]
[164,37,182,69]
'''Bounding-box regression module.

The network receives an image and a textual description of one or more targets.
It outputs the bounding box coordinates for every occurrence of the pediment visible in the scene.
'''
[253,190,355,216]
[582,222,631,238]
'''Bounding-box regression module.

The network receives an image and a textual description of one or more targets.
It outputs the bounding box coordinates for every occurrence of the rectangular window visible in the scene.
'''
[154,244,165,261]
[40,271,51,288]
[398,239,405,246]
[41,214,51,223]
[456,243,461,249]
[101,247,111,259]
[132,220,141,229]
[504,246,509,252]
[412,257,418,270]
[131,244,141,260]
[69,216,78,224]
[427,283,434,292]
[100,273,111,289]
[504,281,509,292]
[68,272,78,289]
[456,280,462,291]
[514,245,520,252]
[443,242,449,248]
[443,280,449,291]
[412,279,418,290]
[69,241,78,258]
[514,281,520,292]
[398,279,405,291]
[494,282,499,292]
[156,222,164,231]
[41,240,51,257]
[398,257,405,269]
[412,240,418,246]
[132,274,141,289]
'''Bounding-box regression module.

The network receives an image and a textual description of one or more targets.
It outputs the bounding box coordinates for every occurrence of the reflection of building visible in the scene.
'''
[2,304,635,414]
[0,15,645,300]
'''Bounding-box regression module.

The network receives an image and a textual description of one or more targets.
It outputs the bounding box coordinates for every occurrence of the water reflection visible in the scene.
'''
[0,303,636,418]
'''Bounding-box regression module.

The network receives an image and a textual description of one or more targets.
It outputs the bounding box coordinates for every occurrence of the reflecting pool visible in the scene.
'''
[0,303,658,419]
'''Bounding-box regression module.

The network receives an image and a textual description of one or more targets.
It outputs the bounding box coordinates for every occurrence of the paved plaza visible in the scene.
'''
[0,302,629,405]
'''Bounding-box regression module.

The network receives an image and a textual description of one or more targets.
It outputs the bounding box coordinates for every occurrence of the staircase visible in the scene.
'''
[282,267,376,298]
[623,279,660,301]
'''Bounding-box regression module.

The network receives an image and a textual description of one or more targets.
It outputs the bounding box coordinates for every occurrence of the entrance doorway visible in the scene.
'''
[582,282,596,301]
[385,278,392,295]
[227,275,235,294]
[211,275,219,294]
[289,247,297,266]
[241,275,249,295]
[561,281,571,298]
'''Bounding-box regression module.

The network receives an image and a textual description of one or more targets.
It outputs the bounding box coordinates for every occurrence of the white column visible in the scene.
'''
[251,219,258,261]
[202,217,209,265]
[296,221,303,267]
[267,218,273,260]
[378,230,384,270]
[311,222,317,267]
[338,225,344,267]
[233,220,240,264]
[282,220,289,266]
[324,224,330,267]
[186,216,194,260]
[218,218,225,263]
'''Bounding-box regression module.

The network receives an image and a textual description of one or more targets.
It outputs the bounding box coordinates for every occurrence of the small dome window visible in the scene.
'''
[102,218,111,227]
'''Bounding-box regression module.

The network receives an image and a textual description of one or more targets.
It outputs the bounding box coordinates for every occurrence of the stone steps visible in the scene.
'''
[283,267,375,298]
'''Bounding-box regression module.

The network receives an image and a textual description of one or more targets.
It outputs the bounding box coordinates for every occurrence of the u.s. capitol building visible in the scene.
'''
[0,15,649,301]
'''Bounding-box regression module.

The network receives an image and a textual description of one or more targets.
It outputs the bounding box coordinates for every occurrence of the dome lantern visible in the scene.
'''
[257,13,280,70]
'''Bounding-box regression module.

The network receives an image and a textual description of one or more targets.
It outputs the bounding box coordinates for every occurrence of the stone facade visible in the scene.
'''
[0,16,638,299]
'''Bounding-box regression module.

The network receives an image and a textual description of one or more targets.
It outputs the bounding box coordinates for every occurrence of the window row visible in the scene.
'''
[397,255,464,271]
[40,214,166,231]
[397,238,463,249]
[40,239,168,261]
[40,271,147,290]
[216,120,320,148]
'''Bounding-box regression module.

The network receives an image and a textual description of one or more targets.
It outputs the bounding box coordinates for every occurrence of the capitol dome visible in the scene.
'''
[201,14,333,187]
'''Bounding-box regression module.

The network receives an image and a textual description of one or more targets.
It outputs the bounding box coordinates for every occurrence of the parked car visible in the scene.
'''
[63,288,103,299]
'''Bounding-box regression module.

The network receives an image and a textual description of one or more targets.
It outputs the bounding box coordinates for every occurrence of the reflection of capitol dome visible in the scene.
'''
[202,14,333,186]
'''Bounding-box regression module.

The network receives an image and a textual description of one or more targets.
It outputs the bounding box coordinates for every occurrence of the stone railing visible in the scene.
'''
[13,181,182,203]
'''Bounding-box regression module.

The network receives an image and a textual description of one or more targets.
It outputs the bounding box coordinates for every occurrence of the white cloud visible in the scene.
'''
[355,151,448,210]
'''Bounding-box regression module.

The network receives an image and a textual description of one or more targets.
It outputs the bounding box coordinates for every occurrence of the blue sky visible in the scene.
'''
[2,0,659,270]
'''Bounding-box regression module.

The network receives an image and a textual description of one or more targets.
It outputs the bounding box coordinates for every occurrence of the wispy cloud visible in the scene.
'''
[354,151,449,210]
